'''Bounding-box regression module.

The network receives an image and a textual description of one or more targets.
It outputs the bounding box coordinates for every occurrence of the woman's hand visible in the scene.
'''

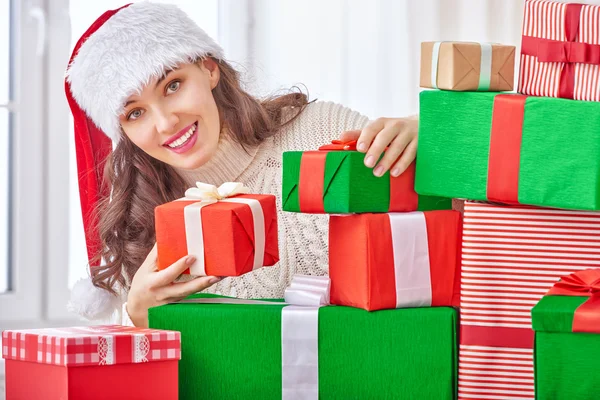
[126,244,221,327]
[340,115,418,178]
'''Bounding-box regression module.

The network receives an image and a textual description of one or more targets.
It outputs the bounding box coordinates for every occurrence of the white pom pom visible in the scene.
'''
[67,277,121,320]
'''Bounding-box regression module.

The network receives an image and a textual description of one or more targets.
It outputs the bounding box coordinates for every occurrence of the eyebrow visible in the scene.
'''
[124,68,179,108]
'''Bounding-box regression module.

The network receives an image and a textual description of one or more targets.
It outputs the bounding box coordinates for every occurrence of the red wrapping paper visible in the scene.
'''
[2,325,180,400]
[329,210,462,311]
[155,194,278,276]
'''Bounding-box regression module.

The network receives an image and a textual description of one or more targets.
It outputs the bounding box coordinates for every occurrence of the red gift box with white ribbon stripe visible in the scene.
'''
[519,0,600,101]
[458,201,600,400]
[2,325,181,400]
[329,210,462,311]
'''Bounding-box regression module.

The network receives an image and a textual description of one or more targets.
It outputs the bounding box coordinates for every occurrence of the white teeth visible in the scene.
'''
[168,123,197,148]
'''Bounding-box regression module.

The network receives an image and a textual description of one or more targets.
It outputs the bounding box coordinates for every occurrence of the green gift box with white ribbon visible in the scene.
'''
[149,276,458,400]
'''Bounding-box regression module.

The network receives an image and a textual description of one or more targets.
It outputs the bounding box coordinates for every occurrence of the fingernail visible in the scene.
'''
[374,165,385,177]
[186,256,196,265]
[391,168,401,177]
[209,276,222,284]
[365,155,375,168]
[357,142,367,152]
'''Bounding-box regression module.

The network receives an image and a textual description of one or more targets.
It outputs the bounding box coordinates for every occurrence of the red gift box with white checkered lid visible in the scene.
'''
[2,325,181,400]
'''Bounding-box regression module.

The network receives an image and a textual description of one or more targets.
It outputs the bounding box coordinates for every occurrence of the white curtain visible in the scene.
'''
[234,0,525,119]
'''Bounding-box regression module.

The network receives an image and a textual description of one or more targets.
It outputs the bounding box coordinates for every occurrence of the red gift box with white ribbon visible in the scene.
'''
[2,325,181,400]
[329,210,462,311]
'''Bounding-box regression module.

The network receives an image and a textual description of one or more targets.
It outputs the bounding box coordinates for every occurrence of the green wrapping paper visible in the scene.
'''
[282,150,450,213]
[532,295,600,400]
[416,90,600,211]
[149,294,458,400]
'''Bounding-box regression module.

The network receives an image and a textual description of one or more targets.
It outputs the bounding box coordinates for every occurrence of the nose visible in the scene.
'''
[152,106,179,136]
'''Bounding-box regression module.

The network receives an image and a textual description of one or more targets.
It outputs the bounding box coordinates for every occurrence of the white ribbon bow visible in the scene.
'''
[185,181,250,202]
[180,181,265,276]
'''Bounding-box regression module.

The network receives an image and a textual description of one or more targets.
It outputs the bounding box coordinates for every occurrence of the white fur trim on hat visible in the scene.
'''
[67,277,123,321]
[65,1,225,143]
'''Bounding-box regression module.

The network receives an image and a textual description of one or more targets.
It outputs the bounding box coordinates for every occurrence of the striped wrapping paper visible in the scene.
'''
[458,201,600,400]
[518,0,600,101]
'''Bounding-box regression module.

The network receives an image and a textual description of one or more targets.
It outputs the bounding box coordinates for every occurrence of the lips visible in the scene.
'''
[163,121,198,148]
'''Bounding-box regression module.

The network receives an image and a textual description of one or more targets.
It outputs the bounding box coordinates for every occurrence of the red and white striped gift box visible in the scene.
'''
[458,201,600,400]
[1,325,181,367]
[518,0,600,101]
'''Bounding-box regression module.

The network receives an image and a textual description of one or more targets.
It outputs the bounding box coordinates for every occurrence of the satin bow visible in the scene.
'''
[547,269,600,297]
[185,182,250,202]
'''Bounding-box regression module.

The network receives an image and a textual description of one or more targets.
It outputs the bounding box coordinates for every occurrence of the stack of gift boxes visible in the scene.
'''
[149,144,463,399]
[417,1,600,399]
[4,0,600,399]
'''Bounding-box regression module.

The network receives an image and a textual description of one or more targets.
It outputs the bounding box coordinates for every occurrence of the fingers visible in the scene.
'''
[160,275,222,301]
[154,255,197,286]
[390,139,418,177]
[367,123,409,177]
[356,118,385,153]
[339,130,361,143]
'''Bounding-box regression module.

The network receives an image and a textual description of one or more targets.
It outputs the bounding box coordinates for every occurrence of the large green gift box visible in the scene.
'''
[282,141,450,213]
[532,269,600,400]
[416,90,600,211]
[149,294,458,400]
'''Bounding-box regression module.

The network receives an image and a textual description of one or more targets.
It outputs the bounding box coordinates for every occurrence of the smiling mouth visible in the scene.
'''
[164,122,198,149]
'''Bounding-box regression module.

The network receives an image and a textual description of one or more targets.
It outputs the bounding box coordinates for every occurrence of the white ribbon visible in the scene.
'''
[173,275,329,400]
[430,42,493,91]
[477,43,493,91]
[431,41,442,89]
[98,336,114,365]
[281,275,329,400]
[388,212,432,307]
[179,182,265,276]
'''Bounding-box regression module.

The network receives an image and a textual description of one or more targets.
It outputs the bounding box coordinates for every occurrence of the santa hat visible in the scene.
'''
[65,1,224,320]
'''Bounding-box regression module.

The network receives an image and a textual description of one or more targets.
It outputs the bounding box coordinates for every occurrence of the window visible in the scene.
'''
[0,0,12,294]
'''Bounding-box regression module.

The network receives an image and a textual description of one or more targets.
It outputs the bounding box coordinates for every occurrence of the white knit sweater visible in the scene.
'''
[178,101,370,299]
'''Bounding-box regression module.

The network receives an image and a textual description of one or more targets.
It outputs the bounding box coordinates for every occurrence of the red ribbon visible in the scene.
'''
[299,151,327,213]
[486,94,527,205]
[298,140,417,212]
[520,3,593,99]
[547,269,600,334]
[318,139,358,151]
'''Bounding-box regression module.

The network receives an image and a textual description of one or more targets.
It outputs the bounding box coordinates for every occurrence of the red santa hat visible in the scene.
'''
[65,2,224,320]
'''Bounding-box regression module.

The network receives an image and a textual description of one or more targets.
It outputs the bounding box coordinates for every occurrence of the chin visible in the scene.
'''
[178,148,215,170]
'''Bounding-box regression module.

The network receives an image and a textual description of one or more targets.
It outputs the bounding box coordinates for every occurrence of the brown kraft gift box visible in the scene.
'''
[420,41,515,91]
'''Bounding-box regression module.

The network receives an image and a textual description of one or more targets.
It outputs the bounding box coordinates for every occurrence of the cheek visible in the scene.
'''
[187,85,219,126]
[122,123,158,152]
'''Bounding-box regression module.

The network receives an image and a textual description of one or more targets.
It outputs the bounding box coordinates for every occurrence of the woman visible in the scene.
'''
[65,2,419,327]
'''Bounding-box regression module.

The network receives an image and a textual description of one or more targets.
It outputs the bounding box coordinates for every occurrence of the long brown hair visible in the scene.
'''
[92,57,309,294]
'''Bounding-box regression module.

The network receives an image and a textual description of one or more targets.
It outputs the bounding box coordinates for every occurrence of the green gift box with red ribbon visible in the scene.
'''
[416,90,600,211]
[282,140,451,214]
[532,269,600,400]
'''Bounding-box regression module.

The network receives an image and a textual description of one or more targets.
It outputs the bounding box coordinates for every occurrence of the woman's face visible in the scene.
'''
[119,59,221,170]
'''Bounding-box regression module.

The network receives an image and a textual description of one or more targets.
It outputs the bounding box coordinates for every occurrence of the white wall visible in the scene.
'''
[244,0,524,119]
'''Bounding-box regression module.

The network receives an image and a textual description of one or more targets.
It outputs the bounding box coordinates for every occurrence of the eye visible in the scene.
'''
[165,80,180,95]
[127,108,144,121]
